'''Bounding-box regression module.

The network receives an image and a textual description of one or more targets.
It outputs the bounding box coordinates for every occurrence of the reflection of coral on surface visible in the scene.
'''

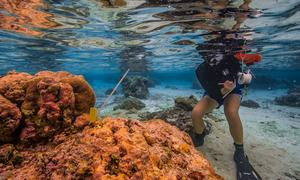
[0,71,95,143]
[0,0,59,36]
[1,117,223,179]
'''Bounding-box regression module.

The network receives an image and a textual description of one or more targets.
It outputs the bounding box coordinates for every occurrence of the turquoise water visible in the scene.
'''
[0,0,299,100]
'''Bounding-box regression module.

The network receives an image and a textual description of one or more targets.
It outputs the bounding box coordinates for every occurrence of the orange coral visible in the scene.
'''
[1,117,223,179]
[0,95,22,142]
[0,71,95,143]
[0,71,33,105]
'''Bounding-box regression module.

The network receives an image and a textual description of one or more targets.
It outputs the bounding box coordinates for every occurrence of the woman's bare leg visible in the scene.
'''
[224,94,243,145]
[192,95,218,134]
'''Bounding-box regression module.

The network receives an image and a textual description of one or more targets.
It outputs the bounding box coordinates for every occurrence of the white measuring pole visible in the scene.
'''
[99,69,130,112]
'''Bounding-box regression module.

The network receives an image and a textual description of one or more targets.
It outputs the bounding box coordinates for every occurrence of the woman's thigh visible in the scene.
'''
[193,95,218,115]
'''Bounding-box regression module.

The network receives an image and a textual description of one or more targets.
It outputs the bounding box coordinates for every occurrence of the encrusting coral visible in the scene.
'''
[0,95,22,143]
[0,71,223,179]
[0,71,95,143]
[1,117,223,180]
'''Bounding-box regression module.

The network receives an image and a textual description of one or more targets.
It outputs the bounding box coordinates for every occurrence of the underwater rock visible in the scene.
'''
[140,108,194,133]
[0,71,95,143]
[140,96,198,132]
[122,76,150,99]
[275,93,300,107]
[275,86,300,107]
[241,100,260,108]
[175,95,198,111]
[114,97,145,110]
[0,117,222,179]
[0,95,22,143]
[139,96,219,133]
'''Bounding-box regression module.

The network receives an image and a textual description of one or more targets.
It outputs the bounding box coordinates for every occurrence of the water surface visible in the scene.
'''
[0,0,299,98]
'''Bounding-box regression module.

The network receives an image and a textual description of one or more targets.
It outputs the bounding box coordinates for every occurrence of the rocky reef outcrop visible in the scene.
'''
[0,71,95,143]
[0,95,22,143]
[241,100,260,108]
[140,96,199,133]
[0,71,223,179]
[122,76,150,99]
[275,86,300,107]
[114,97,145,110]
[175,95,198,111]
[0,117,222,179]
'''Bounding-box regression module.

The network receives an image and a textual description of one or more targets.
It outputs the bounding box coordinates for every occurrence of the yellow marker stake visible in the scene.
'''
[89,107,98,122]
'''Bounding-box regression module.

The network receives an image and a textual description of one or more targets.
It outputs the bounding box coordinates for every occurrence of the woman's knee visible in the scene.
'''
[192,103,205,119]
[224,95,240,116]
[224,106,238,117]
[192,107,205,118]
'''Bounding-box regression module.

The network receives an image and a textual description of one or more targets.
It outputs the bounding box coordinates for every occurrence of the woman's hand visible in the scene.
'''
[219,80,236,95]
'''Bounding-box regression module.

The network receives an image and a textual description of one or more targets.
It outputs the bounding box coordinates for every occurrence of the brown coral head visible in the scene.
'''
[0,71,95,143]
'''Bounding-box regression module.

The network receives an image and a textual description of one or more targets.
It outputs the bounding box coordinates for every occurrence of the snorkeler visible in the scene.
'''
[190,32,262,180]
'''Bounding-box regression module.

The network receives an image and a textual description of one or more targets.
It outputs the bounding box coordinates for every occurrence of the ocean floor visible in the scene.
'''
[99,86,300,180]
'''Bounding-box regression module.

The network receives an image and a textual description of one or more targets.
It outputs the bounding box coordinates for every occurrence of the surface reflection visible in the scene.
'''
[0,0,299,79]
[0,0,59,36]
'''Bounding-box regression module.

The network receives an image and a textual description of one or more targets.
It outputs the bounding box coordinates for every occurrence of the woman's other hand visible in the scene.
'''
[219,80,236,95]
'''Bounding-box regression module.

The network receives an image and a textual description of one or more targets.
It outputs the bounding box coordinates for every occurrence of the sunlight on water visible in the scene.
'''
[0,0,299,86]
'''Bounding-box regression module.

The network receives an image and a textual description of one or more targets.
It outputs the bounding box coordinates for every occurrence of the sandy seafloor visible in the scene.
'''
[99,86,300,180]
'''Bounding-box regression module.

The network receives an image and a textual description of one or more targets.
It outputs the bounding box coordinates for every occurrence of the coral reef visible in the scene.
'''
[175,95,198,111]
[140,96,200,133]
[0,71,95,143]
[0,117,222,179]
[140,107,194,133]
[122,76,150,99]
[0,72,222,179]
[241,100,260,108]
[114,97,146,110]
[0,144,22,166]
[275,87,300,107]
[0,95,22,142]
[0,71,33,105]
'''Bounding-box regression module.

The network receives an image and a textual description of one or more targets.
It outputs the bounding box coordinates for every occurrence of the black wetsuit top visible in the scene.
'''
[195,37,243,101]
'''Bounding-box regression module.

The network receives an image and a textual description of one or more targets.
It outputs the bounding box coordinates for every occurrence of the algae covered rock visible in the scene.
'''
[0,71,95,143]
[122,76,150,99]
[0,117,223,179]
[114,97,146,110]
[241,100,260,108]
[275,87,300,107]
[175,95,198,111]
[275,94,300,107]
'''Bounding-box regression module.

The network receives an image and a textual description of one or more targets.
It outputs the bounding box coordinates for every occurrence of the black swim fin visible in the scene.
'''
[234,152,262,180]
[188,121,212,147]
